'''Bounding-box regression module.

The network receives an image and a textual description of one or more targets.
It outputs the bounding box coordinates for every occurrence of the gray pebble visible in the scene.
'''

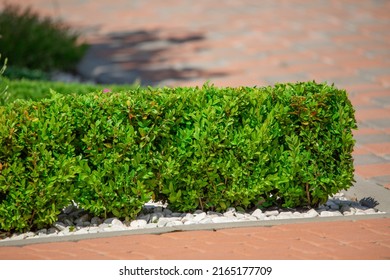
[47,227,58,235]
[74,214,90,224]
[137,214,151,223]
[91,217,103,226]
[53,222,67,231]
[171,212,183,217]
[104,218,123,227]
[163,208,173,216]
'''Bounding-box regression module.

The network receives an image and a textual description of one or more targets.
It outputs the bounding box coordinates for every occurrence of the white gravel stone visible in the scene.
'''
[243,216,258,221]
[130,220,147,228]
[303,209,319,218]
[293,212,303,218]
[61,226,76,234]
[264,210,279,216]
[276,212,293,219]
[166,221,184,227]
[184,220,198,225]
[355,209,367,215]
[104,218,123,227]
[320,211,343,217]
[87,227,99,233]
[251,209,265,219]
[212,216,229,223]
[181,213,194,223]
[264,216,276,220]
[11,234,25,240]
[144,223,158,228]
[74,228,89,234]
[193,212,207,222]
[150,213,163,223]
[199,218,213,224]
[234,212,246,219]
[364,208,377,214]
[157,217,179,227]
[223,210,235,217]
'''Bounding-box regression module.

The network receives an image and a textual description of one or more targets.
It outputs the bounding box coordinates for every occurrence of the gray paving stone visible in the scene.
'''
[370,175,390,187]
[365,119,390,129]
[353,154,388,165]
[354,134,390,145]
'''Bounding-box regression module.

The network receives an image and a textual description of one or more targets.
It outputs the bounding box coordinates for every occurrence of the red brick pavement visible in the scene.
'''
[1,0,389,259]
[0,218,389,260]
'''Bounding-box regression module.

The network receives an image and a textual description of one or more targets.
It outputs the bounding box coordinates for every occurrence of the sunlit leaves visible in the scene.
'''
[0,81,356,231]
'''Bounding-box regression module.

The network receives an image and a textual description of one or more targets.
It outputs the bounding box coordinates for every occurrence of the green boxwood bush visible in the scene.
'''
[0,81,357,232]
[1,77,135,104]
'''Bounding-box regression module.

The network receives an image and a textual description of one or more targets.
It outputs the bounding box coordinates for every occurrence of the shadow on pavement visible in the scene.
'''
[77,29,226,86]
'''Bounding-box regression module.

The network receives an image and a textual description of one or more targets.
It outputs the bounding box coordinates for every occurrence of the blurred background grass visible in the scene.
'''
[0,3,87,80]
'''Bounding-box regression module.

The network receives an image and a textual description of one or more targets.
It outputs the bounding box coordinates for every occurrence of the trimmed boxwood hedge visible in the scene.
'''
[0,81,356,232]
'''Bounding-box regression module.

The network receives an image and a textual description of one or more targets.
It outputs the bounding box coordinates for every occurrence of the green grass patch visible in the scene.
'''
[0,3,87,78]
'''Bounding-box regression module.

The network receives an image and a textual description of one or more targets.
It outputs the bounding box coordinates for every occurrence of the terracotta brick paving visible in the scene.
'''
[1,0,389,259]
[0,218,389,260]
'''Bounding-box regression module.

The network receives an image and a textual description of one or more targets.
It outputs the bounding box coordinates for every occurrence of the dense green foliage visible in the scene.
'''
[0,82,357,232]
[0,3,87,78]
[1,77,135,104]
